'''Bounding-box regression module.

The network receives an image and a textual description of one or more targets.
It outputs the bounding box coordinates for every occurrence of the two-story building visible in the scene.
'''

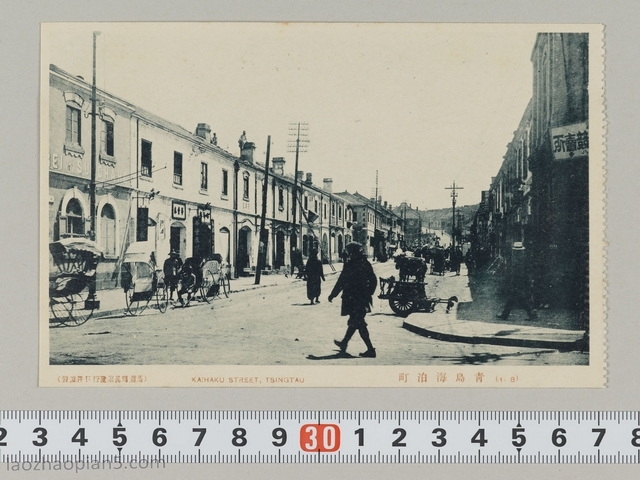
[48,64,136,289]
[49,64,405,289]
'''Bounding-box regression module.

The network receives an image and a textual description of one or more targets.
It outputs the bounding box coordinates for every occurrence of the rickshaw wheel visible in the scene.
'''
[389,290,418,317]
[220,274,230,298]
[70,292,94,325]
[200,271,214,303]
[52,292,93,326]
[125,286,145,316]
[156,284,168,313]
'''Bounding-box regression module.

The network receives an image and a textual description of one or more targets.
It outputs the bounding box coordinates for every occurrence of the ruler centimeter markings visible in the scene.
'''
[1,411,640,464]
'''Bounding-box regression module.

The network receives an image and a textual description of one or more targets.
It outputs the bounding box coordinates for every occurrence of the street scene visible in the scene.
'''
[42,23,602,382]
[49,259,587,366]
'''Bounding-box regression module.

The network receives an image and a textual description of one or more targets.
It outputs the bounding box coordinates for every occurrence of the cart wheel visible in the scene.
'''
[200,271,214,303]
[52,291,93,326]
[156,284,168,313]
[125,286,142,315]
[389,291,418,317]
[50,298,71,325]
[220,273,230,298]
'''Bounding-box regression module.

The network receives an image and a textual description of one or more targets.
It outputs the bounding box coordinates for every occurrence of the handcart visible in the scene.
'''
[378,276,457,317]
[49,238,103,326]
[121,242,168,315]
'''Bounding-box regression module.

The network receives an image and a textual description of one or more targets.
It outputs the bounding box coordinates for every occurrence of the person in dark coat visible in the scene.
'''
[433,247,446,275]
[496,242,537,321]
[450,247,463,275]
[163,250,183,301]
[305,249,325,304]
[329,242,378,358]
[177,255,203,306]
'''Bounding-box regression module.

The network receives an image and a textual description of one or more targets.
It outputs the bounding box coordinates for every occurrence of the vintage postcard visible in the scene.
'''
[40,23,605,387]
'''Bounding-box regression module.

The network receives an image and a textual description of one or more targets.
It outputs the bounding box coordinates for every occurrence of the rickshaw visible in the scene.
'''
[49,238,103,326]
[121,242,168,315]
[199,255,231,302]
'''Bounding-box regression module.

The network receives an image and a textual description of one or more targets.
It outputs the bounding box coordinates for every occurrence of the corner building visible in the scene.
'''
[472,32,589,315]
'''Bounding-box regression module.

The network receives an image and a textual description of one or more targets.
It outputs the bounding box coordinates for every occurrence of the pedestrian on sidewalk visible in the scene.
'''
[496,242,537,321]
[163,250,182,301]
[329,242,378,358]
[433,246,446,276]
[451,247,463,275]
[305,249,325,304]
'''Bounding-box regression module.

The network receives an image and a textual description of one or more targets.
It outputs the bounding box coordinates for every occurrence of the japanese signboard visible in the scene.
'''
[551,122,589,160]
[172,201,186,220]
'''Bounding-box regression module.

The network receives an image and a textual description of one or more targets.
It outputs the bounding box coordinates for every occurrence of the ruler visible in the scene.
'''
[1,411,640,464]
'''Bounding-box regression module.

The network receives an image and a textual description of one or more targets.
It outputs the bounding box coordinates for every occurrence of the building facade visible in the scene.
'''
[49,65,363,289]
[472,32,589,312]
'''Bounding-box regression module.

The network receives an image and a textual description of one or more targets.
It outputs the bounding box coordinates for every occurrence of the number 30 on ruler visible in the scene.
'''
[300,424,340,452]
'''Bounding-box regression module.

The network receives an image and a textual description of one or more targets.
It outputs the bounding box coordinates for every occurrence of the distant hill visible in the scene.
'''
[419,204,478,233]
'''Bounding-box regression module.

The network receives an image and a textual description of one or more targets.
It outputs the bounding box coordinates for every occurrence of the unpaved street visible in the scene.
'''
[49,261,587,366]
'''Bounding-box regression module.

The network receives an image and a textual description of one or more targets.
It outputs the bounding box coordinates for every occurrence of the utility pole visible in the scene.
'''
[402,202,407,248]
[255,136,271,285]
[373,170,379,260]
[445,181,463,252]
[86,31,101,310]
[288,122,308,274]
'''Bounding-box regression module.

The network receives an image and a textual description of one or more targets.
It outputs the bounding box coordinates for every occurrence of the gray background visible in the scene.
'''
[0,0,636,478]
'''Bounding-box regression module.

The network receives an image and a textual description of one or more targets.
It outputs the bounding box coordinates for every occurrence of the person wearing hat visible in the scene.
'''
[328,242,378,358]
[163,250,183,301]
[496,242,537,321]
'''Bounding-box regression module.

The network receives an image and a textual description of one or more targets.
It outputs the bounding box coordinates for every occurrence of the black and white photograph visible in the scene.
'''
[40,22,605,387]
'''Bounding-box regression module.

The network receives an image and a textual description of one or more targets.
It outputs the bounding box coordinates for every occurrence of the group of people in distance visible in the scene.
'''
[162,251,223,306]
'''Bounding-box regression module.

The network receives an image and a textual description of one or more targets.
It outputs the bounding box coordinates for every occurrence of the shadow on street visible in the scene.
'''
[306,351,355,361]
[457,270,583,331]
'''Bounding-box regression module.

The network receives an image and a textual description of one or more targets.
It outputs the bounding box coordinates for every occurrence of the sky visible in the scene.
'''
[42,23,538,210]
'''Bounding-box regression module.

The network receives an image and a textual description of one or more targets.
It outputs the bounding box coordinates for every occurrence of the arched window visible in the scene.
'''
[65,198,85,238]
[100,204,116,256]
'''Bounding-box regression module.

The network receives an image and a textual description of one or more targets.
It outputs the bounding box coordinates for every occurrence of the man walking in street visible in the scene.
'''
[496,242,537,321]
[329,242,378,358]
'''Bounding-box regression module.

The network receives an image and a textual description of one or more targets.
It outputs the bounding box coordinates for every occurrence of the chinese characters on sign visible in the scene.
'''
[172,201,186,220]
[197,207,211,221]
[551,122,589,160]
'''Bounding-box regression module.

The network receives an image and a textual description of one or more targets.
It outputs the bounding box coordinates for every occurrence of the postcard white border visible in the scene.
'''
[39,22,606,388]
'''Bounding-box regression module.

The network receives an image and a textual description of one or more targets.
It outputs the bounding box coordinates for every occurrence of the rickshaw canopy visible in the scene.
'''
[122,241,156,265]
[49,238,103,260]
